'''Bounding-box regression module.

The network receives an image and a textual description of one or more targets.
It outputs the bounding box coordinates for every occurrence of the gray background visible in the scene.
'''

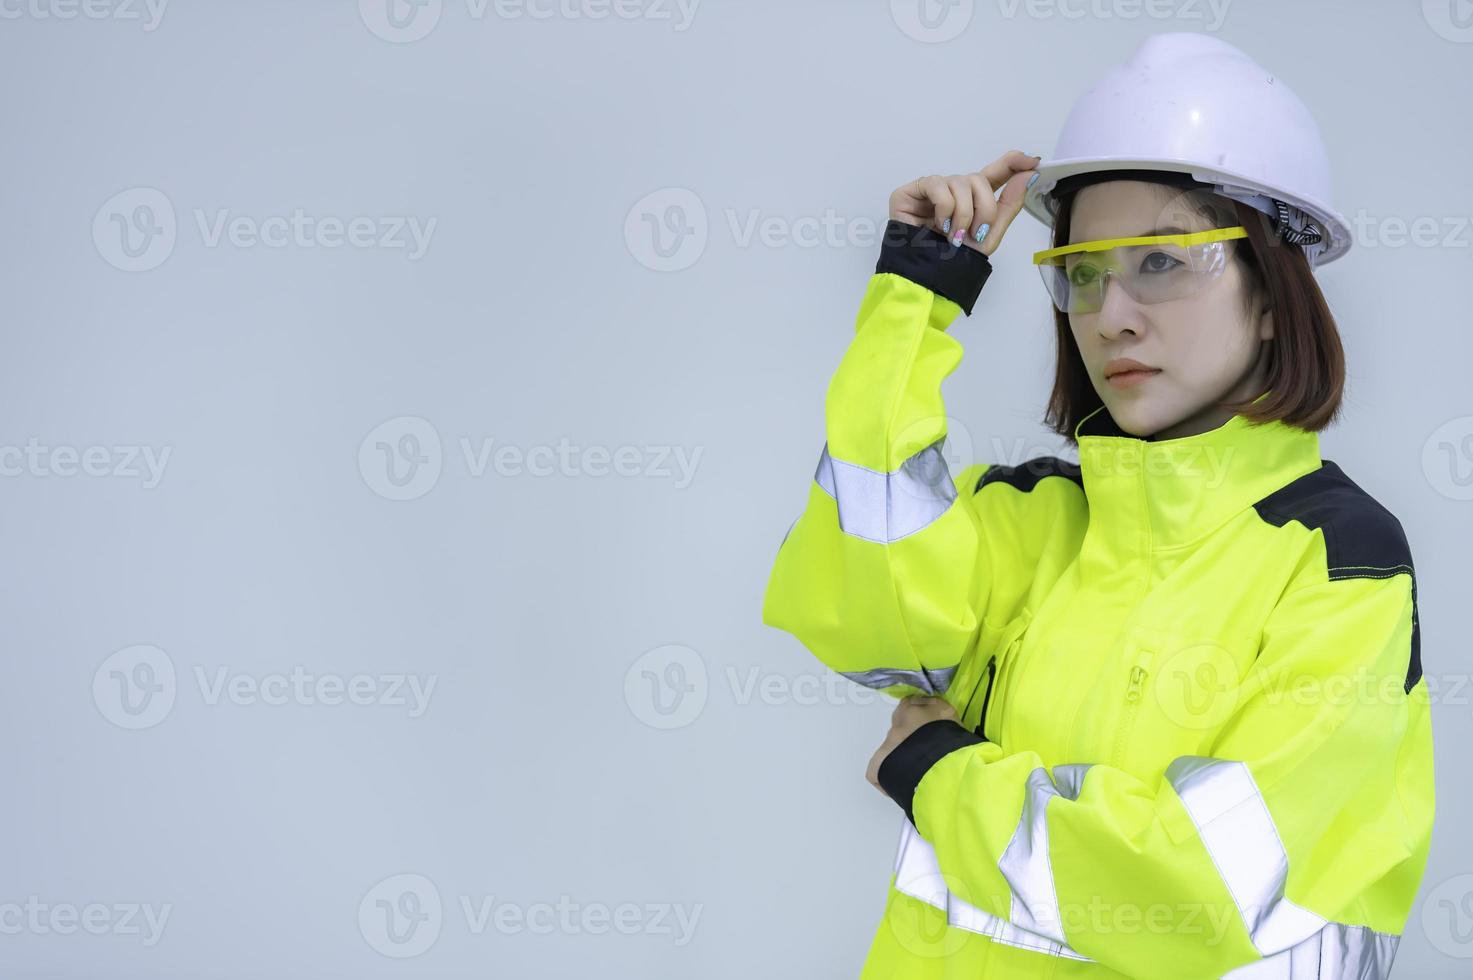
[2,0,1470,977]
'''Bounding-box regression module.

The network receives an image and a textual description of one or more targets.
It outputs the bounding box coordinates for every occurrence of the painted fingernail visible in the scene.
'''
[975,222,990,243]
[952,230,964,246]
[1028,172,1040,188]
[942,217,952,234]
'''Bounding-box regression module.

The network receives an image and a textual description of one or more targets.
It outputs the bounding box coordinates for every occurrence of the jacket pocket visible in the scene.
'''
[962,610,1032,742]
[1109,624,1260,772]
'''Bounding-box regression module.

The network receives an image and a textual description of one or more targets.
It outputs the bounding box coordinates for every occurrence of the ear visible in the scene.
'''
[1257,305,1274,341]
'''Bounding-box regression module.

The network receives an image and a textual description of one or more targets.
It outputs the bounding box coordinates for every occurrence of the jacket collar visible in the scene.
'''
[1072,391,1323,553]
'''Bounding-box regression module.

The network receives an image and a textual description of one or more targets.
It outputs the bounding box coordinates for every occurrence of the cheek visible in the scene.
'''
[1068,316,1095,357]
[1170,292,1258,367]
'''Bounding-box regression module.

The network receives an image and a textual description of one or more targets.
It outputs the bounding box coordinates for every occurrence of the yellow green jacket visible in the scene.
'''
[761,220,1435,979]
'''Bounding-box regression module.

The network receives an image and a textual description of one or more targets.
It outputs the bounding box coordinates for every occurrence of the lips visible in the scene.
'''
[1104,358,1158,379]
[1107,368,1161,389]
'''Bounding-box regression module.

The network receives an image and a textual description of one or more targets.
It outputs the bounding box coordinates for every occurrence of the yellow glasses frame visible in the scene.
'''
[1032,226,1249,265]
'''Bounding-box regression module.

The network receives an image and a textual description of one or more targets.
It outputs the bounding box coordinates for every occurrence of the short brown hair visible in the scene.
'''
[1040,178,1346,444]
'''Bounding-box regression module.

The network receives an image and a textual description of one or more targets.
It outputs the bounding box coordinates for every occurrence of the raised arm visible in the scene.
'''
[761,153,1042,700]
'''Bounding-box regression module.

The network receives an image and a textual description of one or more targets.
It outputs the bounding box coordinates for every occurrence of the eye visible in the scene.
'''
[1140,250,1184,274]
[1067,263,1100,287]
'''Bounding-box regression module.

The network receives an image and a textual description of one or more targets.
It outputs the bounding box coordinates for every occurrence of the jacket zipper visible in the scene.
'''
[1110,649,1156,767]
[973,618,1031,742]
[972,655,998,739]
[980,639,1023,741]
[991,639,1020,742]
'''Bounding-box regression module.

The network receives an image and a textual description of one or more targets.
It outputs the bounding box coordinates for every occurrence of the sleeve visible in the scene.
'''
[759,219,998,699]
[877,565,1435,979]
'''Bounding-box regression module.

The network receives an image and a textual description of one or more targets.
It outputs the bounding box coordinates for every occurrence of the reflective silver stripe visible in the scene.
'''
[840,664,957,696]
[1319,924,1399,979]
[996,764,1093,945]
[814,440,956,544]
[1166,756,1328,956]
[892,818,1094,961]
[1219,921,1399,978]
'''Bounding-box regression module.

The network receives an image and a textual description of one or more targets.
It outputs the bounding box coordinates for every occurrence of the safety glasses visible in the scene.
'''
[1032,226,1248,314]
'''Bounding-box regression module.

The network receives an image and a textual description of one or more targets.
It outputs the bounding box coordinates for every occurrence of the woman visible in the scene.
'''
[761,33,1434,980]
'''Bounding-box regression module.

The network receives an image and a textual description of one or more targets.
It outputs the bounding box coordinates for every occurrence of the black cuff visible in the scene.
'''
[877,718,988,828]
[876,219,993,316]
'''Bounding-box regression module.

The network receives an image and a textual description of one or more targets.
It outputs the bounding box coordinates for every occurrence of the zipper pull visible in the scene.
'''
[973,656,998,738]
[1126,664,1148,702]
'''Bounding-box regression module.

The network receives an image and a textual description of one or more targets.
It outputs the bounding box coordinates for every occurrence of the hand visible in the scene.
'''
[888,149,1041,256]
[866,695,961,795]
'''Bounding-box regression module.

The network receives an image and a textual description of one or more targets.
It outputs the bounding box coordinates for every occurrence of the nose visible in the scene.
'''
[1093,271,1146,339]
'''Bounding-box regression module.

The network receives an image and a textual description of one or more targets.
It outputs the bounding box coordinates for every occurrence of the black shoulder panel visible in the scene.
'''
[974,456,1085,495]
[1253,460,1422,694]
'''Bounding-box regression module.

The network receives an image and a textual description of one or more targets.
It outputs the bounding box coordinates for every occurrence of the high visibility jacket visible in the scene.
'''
[761,220,1435,979]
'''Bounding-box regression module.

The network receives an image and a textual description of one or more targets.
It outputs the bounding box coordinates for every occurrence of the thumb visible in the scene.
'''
[979,168,1038,256]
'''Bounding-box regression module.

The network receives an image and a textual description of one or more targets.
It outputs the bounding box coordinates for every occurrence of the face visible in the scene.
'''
[1066,180,1273,441]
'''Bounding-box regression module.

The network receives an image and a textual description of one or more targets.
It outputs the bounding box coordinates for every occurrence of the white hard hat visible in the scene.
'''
[1022,32,1350,268]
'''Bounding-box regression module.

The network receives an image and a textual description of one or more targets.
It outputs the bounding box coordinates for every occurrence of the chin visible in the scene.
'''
[1101,394,1154,433]
[1101,396,1164,438]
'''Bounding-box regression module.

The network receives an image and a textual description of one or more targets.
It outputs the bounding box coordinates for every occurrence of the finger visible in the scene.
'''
[946,176,973,246]
[978,167,1036,256]
[978,149,1042,192]
[891,179,932,221]
[965,173,999,244]
[920,175,955,236]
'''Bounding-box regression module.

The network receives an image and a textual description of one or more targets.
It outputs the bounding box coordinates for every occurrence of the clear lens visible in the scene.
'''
[1038,239,1232,314]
